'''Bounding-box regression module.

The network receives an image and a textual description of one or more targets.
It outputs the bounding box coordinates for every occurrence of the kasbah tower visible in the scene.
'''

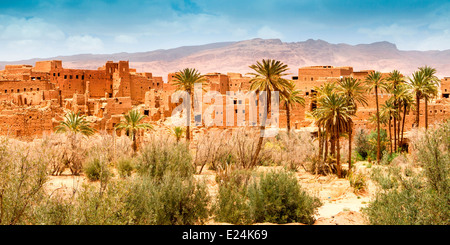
[1,60,449,148]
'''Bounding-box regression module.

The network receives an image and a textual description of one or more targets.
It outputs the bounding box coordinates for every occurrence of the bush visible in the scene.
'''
[214,169,254,224]
[0,137,49,225]
[348,171,367,194]
[117,157,135,178]
[214,169,322,225]
[364,121,450,225]
[135,136,194,180]
[248,170,322,224]
[83,157,113,182]
[126,174,210,225]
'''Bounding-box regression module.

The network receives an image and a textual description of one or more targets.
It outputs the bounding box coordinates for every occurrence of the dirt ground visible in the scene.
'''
[45,161,376,225]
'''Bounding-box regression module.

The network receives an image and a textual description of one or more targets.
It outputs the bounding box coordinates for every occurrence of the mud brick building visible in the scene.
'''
[0,60,449,139]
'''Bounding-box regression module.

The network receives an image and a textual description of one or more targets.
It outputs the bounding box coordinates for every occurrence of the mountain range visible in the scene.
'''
[1,38,450,79]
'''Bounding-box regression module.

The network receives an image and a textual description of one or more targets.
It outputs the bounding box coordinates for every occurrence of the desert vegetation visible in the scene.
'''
[0,61,447,225]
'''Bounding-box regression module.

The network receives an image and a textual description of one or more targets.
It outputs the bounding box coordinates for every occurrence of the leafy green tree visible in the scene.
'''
[247,59,291,168]
[115,109,153,152]
[365,71,387,163]
[337,77,368,173]
[172,68,207,142]
[55,111,95,136]
[281,81,305,133]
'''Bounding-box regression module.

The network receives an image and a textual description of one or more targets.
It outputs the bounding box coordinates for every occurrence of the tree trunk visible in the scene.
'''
[324,130,329,162]
[250,90,271,168]
[375,86,381,163]
[286,102,291,133]
[388,117,392,154]
[336,125,341,178]
[186,89,193,142]
[348,120,353,175]
[401,103,407,148]
[415,93,420,128]
[317,124,323,175]
[393,115,397,152]
[425,98,428,130]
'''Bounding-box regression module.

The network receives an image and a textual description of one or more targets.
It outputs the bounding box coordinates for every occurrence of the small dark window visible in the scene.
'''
[37,88,39,91]
[64,75,67,79]
[81,75,84,80]
[76,75,79,79]
[4,90,7,93]
[69,75,73,79]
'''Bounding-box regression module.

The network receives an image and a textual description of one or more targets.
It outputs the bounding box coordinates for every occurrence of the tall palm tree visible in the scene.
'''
[55,111,96,175]
[365,71,386,163]
[313,82,337,165]
[55,111,95,136]
[409,70,427,129]
[419,66,440,129]
[399,88,414,148]
[386,70,406,151]
[337,77,368,174]
[281,81,305,133]
[380,100,397,153]
[172,68,207,142]
[313,92,351,178]
[115,109,153,152]
[247,59,291,168]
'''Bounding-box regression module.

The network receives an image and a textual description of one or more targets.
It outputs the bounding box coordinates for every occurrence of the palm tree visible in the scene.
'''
[55,111,96,175]
[171,126,185,143]
[115,109,153,152]
[386,70,406,151]
[409,70,427,128]
[312,82,337,165]
[172,68,207,142]
[337,77,368,174]
[313,92,351,177]
[365,71,386,164]
[281,81,305,133]
[419,66,440,129]
[399,88,414,148]
[55,111,95,136]
[247,59,291,168]
[380,100,397,153]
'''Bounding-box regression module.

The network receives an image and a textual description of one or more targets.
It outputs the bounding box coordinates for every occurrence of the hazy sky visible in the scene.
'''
[1,0,449,60]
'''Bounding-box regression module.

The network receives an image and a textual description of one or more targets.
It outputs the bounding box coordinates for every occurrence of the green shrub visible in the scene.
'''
[364,121,450,225]
[354,129,370,160]
[0,138,49,225]
[127,174,210,225]
[214,169,254,224]
[348,172,367,194]
[117,157,135,178]
[83,157,113,182]
[248,170,322,224]
[215,169,322,225]
[135,140,194,180]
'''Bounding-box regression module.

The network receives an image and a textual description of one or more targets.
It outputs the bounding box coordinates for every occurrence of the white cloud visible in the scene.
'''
[0,15,65,41]
[257,26,283,39]
[114,34,138,44]
[65,35,104,53]
[416,29,450,51]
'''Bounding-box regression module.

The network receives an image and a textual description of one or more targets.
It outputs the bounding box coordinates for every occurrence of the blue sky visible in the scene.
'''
[0,0,449,60]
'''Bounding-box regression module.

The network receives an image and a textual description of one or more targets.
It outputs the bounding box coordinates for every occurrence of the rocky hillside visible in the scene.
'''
[2,38,450,79]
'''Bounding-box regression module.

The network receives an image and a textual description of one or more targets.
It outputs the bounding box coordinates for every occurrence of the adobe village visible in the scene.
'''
[0,58,448,225]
